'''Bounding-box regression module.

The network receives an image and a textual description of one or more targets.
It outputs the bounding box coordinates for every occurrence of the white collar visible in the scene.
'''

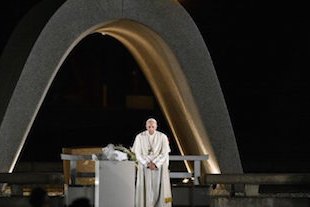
[147,130,156,137]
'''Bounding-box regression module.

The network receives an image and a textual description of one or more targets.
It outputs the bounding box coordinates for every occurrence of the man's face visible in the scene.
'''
[146,121,157,135]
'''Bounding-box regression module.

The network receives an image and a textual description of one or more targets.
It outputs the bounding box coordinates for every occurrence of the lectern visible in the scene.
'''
[95,161,135,207]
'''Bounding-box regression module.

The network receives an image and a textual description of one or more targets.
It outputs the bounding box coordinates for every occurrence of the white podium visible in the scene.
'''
[95,161,135,207]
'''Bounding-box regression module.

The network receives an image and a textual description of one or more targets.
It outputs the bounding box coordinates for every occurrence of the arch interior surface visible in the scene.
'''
[0,0,242,175]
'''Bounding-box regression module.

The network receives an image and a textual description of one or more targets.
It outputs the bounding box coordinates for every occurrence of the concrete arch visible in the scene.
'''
[0,0,242,175]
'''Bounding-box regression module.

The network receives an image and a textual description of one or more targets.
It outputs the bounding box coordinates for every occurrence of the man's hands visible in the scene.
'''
[147,161,157,170]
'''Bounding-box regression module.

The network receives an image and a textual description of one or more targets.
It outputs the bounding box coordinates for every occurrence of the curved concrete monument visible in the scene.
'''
[0,0,243,175]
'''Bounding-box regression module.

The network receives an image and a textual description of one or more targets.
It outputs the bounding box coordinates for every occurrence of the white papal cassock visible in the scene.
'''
[132,130,172,207]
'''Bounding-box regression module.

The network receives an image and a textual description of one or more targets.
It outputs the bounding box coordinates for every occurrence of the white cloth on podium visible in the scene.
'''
[102,144,128,161]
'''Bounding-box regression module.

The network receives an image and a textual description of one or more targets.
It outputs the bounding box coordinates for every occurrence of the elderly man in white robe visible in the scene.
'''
[132,118,172,207]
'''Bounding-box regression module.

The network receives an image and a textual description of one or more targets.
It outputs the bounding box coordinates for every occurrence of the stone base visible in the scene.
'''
[211,196,310,207]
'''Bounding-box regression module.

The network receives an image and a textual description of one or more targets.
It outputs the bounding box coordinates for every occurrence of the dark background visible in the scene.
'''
[0,0,309,173]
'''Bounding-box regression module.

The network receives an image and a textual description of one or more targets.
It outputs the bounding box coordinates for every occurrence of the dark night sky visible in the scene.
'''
[0,0,309,173]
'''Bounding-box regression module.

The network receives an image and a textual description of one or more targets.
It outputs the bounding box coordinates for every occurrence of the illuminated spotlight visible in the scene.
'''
[182,178,189,184]
[95,178,99,186]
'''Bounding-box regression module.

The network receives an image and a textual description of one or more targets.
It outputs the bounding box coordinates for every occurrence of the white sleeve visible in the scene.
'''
[153,134,171,168]
[132,135,149,166]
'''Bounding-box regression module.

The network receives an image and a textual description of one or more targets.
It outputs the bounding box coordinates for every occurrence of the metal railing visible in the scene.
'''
[61,154,209,185]
[169,155,209,185]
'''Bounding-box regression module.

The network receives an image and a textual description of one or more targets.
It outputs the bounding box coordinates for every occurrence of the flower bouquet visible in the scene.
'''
[115,145,136,161]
